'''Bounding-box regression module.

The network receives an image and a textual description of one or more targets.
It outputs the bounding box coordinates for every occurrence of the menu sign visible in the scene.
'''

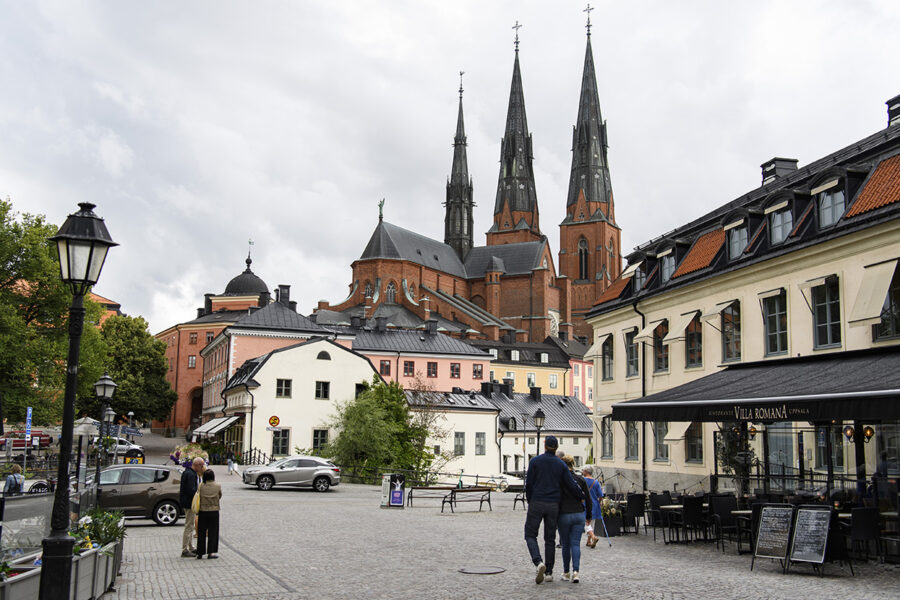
[754,505,793,561]
[788,507,831,565]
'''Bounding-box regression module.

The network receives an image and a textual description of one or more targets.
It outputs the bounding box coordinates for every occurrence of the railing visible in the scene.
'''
[333,464,511,489]
[241,448,270,466]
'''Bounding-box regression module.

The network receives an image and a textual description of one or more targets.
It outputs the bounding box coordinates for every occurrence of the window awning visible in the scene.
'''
[191,417,224,436]
[663,421,692,443]
[205,416,240,436]
[610,346,900,422]
[621,262,643,278]
[849,259,898,327]
[585,333,612,358]
[634,319,665,343]
[701,300,737,324]
[663,311,700,343]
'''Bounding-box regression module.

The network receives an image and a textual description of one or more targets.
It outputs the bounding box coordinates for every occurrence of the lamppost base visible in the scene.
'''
[39,533,75,599]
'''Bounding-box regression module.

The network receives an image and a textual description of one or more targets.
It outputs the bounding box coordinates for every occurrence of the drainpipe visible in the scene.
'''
[244,384,255,459]
[632,300,648,493]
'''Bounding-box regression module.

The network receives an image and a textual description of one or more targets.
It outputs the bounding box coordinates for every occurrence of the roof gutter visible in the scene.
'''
[632,299,648,493]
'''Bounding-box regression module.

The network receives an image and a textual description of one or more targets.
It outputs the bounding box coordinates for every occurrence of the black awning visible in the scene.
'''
[611,346,900,422]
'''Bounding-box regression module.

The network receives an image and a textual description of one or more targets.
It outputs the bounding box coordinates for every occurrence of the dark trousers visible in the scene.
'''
[197,510,220,556]
[524,500,559,573]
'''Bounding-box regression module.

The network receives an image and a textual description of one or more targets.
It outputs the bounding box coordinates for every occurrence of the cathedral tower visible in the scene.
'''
[444,75,475,261]
[558,15,622,339]
[487,27,542,246]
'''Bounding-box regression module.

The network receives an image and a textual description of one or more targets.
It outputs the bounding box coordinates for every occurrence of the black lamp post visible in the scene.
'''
[104,406,117,465]
[40,203,116,600]
[94,373,117,485]
[533,408,546,452]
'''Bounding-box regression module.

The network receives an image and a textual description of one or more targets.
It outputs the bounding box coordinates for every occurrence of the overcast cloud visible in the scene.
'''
[3,1,899,333]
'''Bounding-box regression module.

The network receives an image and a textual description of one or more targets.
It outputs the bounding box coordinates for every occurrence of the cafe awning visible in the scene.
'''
[610,345,900,422]
[191,417,224,437]
[205,415,240,436]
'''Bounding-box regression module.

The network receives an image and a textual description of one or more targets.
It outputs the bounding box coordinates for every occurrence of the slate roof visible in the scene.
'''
[313,303,469,334]
[464,241,547,278]
[405,390,499,412]
[352,329,491,357]
[229,301,326,333]
[467,339,571,368]
[421,285,513,331]
[182,309,247,326]
[543,335,590,360]
[360,220,467,278]
[487,389,593,434]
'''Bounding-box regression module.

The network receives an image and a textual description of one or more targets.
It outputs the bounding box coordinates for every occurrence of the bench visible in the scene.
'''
[441,486,492,513]
[506,484,526,510]
[406,485,457,507]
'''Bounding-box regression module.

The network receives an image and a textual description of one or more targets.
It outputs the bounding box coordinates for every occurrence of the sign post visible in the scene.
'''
[787,505,832,573]
[751,504,793,572]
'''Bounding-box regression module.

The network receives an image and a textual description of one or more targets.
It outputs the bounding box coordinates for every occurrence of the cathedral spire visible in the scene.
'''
[488,23,541,245]
[565,23,613,216]
[445,73,474,260]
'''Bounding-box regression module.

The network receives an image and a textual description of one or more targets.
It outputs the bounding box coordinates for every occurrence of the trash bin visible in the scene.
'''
[123,448,145,464]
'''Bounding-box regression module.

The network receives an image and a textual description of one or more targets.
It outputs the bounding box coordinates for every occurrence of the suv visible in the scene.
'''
[91,436,143,456]
[242,456,340,492]
[97,464,185,525]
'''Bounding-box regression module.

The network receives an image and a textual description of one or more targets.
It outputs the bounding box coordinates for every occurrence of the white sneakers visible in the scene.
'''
[572,571,580,583]
[562,572,571,581]
[535,562,546,584]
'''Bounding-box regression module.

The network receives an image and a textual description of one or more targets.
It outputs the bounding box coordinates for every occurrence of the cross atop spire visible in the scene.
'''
[584,4,594,36]
[512,20,522,51]
[458,70,465,99]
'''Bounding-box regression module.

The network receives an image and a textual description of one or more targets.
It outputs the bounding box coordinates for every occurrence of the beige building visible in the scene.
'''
[586,95,900,498]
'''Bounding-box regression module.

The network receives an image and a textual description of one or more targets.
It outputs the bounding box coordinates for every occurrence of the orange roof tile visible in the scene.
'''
[90,292,119,305]
[593,275,631,306]
[846,154,900,217]
[672,229,725,278]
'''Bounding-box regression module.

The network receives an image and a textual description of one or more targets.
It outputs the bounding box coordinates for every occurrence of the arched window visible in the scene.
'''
[364,281,372,298]
[578,238,589,280]
[509,417,517,431]
[385,281,397,304]
[317,351,331,361]
[409,283,416,298]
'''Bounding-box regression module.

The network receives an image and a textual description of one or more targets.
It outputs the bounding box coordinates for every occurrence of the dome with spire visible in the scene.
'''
[224,255,269,296]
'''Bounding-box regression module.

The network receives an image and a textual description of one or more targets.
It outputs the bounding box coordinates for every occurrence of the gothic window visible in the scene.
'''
[578,238,589,280]
[385,282,397,304]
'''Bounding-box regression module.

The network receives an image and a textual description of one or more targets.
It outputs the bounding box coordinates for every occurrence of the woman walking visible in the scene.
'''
[558,455,591,582]
[196,469,222,559]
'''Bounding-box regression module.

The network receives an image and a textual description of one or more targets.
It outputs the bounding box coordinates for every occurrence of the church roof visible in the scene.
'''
[464,240,547,278]
[360,220,467,278]
[223,256,268,296]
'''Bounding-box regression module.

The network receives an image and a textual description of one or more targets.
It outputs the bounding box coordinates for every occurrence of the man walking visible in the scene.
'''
[525,435,583,584]
[179,457,205,557]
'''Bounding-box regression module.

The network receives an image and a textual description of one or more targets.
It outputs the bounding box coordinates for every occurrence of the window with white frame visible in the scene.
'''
[526,372,536,387]
[188,355,196,369]
[574,364,580,376]
[812,277,841,348]
[511,350,520,361]
[549,374,558,389]
[818,188,845,228]
[769,208,793,244]
[728,225,748,260]
[661,254,675,283]
[505,371,515,383]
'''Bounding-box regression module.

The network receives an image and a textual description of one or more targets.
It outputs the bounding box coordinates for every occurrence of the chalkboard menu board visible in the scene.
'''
[789,507,831,565]
[754,505,793,561]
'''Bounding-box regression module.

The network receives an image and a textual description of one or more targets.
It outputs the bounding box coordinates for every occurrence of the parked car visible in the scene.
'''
[96,463,185,525]
[242,456,340,492]
[91,436,143,456]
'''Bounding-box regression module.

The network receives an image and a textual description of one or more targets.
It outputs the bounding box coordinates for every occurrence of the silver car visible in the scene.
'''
[242,456,340,492]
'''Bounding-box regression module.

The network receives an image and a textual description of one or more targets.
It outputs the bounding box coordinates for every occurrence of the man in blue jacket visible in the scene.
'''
[524,435,583,583]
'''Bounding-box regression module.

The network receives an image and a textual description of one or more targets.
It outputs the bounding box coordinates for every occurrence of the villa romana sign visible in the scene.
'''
[705,402,812,422]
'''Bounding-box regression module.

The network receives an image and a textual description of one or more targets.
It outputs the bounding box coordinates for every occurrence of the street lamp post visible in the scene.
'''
[126,411,134,440]
[96,405,116,485]
[533,408,546,453]
[94,373,117,486]
[40,203,116,600]
[105,406,117,465]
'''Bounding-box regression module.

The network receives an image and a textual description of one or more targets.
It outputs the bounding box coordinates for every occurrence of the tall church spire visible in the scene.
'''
[445,72,474,260]
[488,22,541,246]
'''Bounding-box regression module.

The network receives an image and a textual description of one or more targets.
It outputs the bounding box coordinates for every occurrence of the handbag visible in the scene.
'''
[191,483,202,513]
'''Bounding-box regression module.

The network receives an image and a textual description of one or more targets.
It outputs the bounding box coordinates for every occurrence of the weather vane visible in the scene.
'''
[459,70,465,98]
[378,198,385,220]
[247,237,254,257]
[584,4,594,35]
[512,20,522,51]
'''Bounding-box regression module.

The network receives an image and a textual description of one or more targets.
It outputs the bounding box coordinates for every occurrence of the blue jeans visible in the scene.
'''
[524,501,559,574]
[558,510,585,573]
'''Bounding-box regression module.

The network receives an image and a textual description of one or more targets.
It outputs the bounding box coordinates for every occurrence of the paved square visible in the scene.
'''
[102,477,898,599]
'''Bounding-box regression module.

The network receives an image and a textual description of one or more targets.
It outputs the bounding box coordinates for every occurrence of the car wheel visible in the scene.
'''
[257,475,275,491]
[29,482,50,493]
[152,500,180,526]
[313,476,330,492]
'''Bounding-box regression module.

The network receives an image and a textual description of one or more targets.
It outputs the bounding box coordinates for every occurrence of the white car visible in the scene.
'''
[91,436,143,455]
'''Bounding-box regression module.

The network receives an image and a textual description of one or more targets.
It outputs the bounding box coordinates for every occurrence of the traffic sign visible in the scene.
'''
[121,426,143,436]
[25,406,32,443]
[269,415,280,427]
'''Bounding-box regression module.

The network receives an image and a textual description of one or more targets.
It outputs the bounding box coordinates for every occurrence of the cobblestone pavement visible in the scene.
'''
[101,475,899,600]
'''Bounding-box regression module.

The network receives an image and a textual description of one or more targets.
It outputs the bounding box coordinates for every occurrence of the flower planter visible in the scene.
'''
[601,515,622,537]
[0,564,41,600]
[71,546,99,600]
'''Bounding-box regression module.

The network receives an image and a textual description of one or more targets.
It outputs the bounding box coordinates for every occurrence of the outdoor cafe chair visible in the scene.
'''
[710,495,746,553]
[623,492,646,534]
[668,495,705,543]
[841,507,882,562]
[645,492,668,542]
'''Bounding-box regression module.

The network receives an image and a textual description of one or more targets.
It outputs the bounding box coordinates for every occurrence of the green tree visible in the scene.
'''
[87,314,176,422]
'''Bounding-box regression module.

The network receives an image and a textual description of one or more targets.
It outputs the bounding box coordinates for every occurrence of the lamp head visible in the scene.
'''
[843,424,855,442]
[50,203,117,295]
[94,371,117,401]
[533,407,546,429]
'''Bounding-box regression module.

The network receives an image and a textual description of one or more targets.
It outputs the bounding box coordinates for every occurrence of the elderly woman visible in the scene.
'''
[558,455,592,582]
[196,469,223,559]
[581,465,604,547]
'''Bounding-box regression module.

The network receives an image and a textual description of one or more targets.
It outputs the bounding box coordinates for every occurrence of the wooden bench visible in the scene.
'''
[406,485,457,507]
[441,486,492,513]
[506,484,526,510]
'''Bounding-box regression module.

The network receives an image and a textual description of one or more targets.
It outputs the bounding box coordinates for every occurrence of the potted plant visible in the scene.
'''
[599,497,623,537]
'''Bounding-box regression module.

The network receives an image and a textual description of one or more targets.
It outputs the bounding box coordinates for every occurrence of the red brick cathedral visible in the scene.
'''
[317,28,621,343]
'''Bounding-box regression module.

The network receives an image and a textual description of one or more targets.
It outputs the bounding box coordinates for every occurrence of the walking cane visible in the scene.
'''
[596,511,613,547]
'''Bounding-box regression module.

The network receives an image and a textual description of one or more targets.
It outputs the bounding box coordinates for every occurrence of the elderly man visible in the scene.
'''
[179,457,205,557]
[524,435,584,584]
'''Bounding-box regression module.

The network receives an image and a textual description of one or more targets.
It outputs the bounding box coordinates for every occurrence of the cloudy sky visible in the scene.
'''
[3,1,899,334]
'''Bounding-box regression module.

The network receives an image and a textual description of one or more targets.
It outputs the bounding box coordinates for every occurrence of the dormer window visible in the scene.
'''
[510,350,520,361]
[818,188,845,228]
[633,266,646,290]
[660,254,675,283]
[489,348,498,359]
[727,225,748,260]
[768,207,793,245]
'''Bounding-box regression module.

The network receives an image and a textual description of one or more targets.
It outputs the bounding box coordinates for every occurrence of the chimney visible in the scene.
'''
[559,331,568,342]
[888,94,900,127]
[481,381,494,396]
[289,301,297,313]
[204,293,213,315]
[375,316,387,333]
[259,291,270,306]
[501,378,513,397]
[422,296,431,320]
[277,284,290,307]
[530,386,542,403]
[196,308,205,319]
[351,315,361,329]
[425,318,438,336]
[761,157,798,185]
